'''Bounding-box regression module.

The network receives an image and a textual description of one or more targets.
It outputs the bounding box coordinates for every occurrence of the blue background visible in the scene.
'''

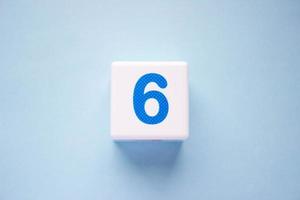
[0,0,300,199]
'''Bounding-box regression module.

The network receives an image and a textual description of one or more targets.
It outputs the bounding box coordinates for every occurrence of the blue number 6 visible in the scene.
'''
[133,73,169,124]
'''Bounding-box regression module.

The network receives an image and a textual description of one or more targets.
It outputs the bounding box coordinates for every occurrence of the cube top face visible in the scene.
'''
[110,61,189,140]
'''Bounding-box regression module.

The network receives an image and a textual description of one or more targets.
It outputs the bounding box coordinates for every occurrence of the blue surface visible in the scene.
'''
[0,0,300,199]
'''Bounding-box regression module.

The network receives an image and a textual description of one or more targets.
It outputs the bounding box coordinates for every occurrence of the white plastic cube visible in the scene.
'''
[110,61,189,140]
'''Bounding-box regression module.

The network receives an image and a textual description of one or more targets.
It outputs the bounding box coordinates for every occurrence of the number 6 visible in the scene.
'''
[133,73,169,124]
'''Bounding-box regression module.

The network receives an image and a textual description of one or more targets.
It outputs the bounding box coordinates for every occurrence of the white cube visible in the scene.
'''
[110,61,189,140]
